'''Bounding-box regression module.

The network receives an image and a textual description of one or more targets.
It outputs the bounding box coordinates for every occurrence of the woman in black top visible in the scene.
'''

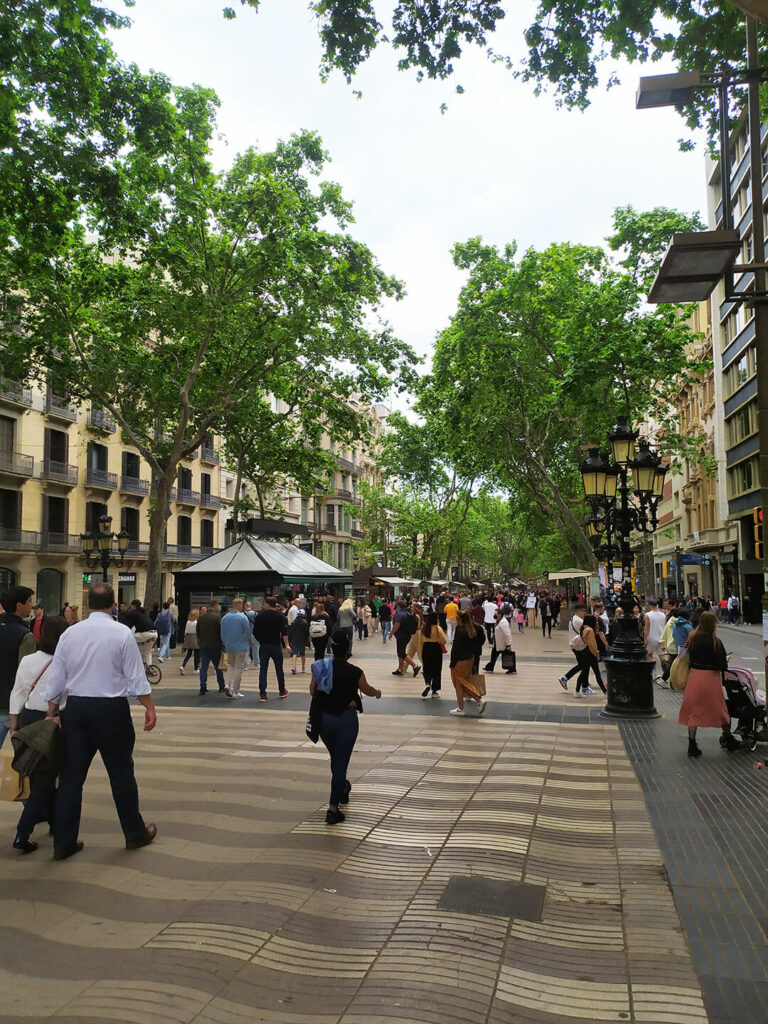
[678,611,741,757]
[309,630,381,824]
[449,610,485,717]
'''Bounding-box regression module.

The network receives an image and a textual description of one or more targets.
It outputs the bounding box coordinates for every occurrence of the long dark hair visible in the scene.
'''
[580,613,597,637]
[688,610,717,649]
[39,615,68,655]
[458,609,476,638]
[422,610,438,639]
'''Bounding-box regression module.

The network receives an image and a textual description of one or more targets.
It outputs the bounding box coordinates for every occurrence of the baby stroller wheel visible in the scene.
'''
[719,734,727,748]
[747,735,758,752]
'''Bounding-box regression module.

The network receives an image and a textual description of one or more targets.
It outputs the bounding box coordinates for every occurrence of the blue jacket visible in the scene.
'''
[220,610,253,652]
[672,616,693,650]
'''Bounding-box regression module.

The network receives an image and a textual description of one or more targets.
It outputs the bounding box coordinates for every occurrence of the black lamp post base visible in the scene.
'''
[600,654,661,719]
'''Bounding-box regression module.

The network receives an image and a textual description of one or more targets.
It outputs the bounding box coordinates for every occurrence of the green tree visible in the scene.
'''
[418,234,698,567]
[2,88,413,606]
[607,205,707,290]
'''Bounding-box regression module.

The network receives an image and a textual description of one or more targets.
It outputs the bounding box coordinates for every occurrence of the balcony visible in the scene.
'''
[351,528,364,539]
[0,377,32,409]
[336,487,353,500]
[45,391,78,422]
[40,532,82,553]
[0,528,40,550]
[85,467,118,490]
[176,488,200,506]
[41,459,78,486]
[87,407,116,432]
[0,449,34,478]
[163,544,217,560]
[120,475,149,496]
[150,481,177,501]
[200,445,220,464]
[200,492,222,509]
[323,523,337,535]
[125,540,149,557]
[335,455,355,473]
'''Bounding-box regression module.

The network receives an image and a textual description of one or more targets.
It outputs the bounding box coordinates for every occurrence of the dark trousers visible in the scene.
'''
[320,707,359,807]
[182,648,200,670]
[575,650,606,692]
[422,641,443,692]
[438,612,447,631]
[55,697,145,849]
[541,615,553,637]
[486,646,514,672]
[199,646,225,691]
[312,636,328,661]
[259,643,286,694]
[355,620,368,640]
[484,623,495,645]
[16,708,56,841]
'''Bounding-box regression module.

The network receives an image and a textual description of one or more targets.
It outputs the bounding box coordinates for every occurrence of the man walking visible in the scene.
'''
[378,599,392,643]
[221,598,252,698]
[196,600,226,695]
[37,582,157,860]
[644,598,666,681]
[444,595,459,644]
[482,594,498,645]
[391,599,420,677]
[243,601,258,669]
[253,597,290,701]
[0,586,35,745]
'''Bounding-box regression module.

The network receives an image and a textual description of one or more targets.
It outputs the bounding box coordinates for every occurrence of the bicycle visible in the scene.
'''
[137,637,162,686]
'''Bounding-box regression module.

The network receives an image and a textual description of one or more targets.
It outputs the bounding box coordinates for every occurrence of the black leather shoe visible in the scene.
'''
[53,841,84,861]
[13,835,38,854]
[339,780,352,805]
[125,823,157,850]
[325,808,345,825]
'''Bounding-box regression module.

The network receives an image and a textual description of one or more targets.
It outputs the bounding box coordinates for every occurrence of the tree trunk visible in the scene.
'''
[145,468,175,609]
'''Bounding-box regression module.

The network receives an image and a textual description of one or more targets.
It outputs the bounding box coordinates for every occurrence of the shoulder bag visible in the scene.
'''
[669,651,691,691]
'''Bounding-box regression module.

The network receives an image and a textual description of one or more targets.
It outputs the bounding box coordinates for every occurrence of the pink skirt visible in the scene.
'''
[678,668,730,728]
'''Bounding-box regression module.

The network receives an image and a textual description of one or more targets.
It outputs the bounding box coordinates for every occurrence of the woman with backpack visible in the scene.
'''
[310,630,381,825]
[288,610,310,675]
[309,602,332,660]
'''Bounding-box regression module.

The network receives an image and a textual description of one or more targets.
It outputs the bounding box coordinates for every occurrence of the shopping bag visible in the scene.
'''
[501,650,516,672]
[0,733,29,802]
[469,673,486,697]
[217,651,229,671]
[669,652,691,691]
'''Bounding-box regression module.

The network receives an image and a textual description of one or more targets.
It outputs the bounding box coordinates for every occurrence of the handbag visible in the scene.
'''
[669,651,691,691]
[469,673,486,697]
[305,695,321,743]
[0,733,29,802]
[501,650,516,672]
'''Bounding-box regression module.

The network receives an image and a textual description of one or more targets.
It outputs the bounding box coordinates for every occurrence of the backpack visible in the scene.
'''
[309,617,327,638]
[311,657,333,693]
[402,611,417,636]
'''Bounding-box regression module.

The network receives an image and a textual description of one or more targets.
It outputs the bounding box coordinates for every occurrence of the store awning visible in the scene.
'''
[371,575,414,586]
[548,568,593,581]
[178,538,351,581]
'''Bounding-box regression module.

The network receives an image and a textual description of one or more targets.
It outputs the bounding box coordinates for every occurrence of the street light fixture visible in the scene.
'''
[81,513,129,583]
[579,419,665,718]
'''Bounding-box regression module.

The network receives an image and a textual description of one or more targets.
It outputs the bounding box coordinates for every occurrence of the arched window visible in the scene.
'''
[36,568,64,615]
[0,567,16,593]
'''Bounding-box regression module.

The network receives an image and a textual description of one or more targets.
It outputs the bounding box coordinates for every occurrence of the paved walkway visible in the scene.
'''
[1,625,766,1023]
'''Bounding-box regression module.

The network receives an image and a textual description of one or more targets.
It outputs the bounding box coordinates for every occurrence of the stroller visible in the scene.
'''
[722,666,767,751]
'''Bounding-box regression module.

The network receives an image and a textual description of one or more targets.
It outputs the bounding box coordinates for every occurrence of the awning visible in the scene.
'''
[371,575,415,586]
[178,538,351,581]
[548,568,593,581]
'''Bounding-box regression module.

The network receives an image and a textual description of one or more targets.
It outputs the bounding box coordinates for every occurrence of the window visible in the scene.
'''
[0,488,20,537]
[300,498,308,525]
[45,428,68,466]
[343,508,350,532]
[724,347,756,397]
[177,516,192,546]
[727,403,756,447]
[121,506,140,541]
[87,441,108,471]
[85,501,108,533]
[0,415,14,453]
[122,451,140,479]
[42,495,68,538]
[326,503,335,526]
[727,455,759,499]
[201,472,211,497]
[178,466,193,490]
[201,519,214,548]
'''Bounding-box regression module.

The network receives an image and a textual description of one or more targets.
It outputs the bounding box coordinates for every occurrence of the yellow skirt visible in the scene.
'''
[450,658,483,699]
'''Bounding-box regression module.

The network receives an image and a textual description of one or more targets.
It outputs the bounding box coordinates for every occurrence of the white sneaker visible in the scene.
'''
[449,707,465,715]
[234,691,245,698]
[431,691,441,698]
[574,691,583,698]
[224,691,235,699]
[224,686,231,696]
[179,665,185,675]
[476,699,487,717]
[582,686,597,695]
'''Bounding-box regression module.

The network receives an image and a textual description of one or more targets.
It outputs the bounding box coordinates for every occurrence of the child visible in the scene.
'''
[516,608,525,632]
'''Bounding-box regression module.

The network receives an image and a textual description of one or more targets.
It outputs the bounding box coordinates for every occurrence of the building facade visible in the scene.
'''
[0,379,225,612]
[706,121,767,619]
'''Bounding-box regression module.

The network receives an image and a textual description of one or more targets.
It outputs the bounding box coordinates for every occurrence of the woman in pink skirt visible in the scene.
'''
[679,611,742,758]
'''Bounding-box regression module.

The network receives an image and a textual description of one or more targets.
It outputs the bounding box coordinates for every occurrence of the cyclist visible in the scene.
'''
[119,599,158,669]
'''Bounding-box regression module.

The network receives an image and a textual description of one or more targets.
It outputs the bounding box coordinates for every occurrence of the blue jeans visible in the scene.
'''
[199,646,226,691]
[158,633,172,659]
[381,621,391,642]
[341,625,354,652]
[319,707,359,807]
[259,643,286,695]
[250,639,260,667]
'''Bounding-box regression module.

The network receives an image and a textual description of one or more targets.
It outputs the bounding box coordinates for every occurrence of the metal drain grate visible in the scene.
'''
[438,876,546,920]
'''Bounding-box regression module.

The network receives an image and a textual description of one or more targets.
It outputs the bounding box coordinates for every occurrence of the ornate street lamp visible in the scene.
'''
[579,419,667,719]
[81,513,130,583]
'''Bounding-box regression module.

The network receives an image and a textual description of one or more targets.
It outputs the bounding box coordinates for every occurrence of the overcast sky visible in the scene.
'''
[110,1,708,381]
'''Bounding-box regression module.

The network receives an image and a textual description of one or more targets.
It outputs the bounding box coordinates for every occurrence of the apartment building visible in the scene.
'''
[706,121,767,617]
[222,398,387,564]
[0,379,225,612]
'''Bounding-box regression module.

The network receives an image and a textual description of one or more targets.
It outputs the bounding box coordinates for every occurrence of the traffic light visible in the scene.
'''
[753,508,763,560]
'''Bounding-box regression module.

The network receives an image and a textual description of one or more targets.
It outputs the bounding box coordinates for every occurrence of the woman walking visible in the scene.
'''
[484,607,515,673]
[9,615,69,853]
[179,608,200,674]
[408,611,447,697]
[573,614,607,697]
[449,610,486,716]
[337,597,357,651]
[288,610,310,675]
[310,631,381,825]
[309,602,332,661]
[679,611,742,758]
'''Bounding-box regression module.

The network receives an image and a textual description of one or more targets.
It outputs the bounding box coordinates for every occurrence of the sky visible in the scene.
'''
[109,0,709,380]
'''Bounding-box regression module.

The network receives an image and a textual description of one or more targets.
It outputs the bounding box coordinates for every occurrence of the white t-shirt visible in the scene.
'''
[526,594,536,609]
[483,600,498,623]
[645,609,666,645]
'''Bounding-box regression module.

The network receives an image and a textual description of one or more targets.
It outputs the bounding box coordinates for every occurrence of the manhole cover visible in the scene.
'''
[438,876,546,920]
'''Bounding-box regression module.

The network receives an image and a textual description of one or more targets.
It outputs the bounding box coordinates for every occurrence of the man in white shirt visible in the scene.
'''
[644,598,667,681]
[482,596,498,644]
[38,582,157,861]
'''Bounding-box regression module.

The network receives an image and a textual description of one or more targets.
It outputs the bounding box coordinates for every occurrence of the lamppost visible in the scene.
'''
[579,416,667,718]
[81,514,130,583]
